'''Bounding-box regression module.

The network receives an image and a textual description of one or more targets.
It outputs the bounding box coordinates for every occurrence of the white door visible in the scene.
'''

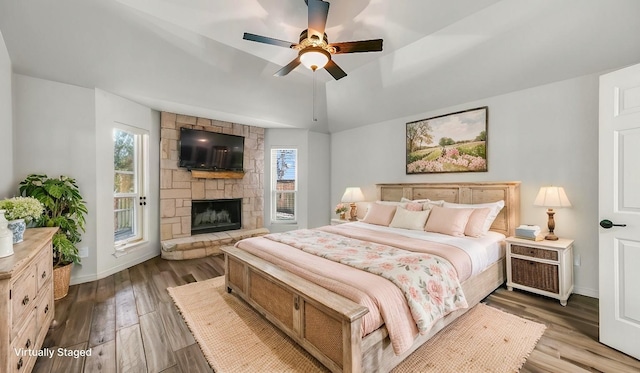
[599,63,640,359]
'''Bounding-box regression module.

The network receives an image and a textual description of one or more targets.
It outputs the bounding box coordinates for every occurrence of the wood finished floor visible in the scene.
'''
[33,255,640,373]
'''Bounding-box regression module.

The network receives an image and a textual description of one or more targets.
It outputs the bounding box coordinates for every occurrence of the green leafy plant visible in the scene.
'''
[0,196,44,222]
[19,174,88,267]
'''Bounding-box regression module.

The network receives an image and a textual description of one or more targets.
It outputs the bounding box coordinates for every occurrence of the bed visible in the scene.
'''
[222,182,520,372]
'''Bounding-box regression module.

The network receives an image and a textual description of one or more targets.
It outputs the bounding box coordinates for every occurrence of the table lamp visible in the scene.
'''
[341,187,365,221]
[533,186,571,241]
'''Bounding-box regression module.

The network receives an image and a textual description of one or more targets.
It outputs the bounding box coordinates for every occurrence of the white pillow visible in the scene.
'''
[442,200,505,235]
[376,200,407,207]
[400,198,444,210]
[389,206,431,230]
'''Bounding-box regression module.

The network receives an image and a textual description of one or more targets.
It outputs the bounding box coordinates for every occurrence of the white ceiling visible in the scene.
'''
[1,0,640,133]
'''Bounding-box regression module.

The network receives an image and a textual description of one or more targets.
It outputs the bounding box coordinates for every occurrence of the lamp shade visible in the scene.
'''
[299,48,330,70]
[341,187,365,203]
[533,186,571,208]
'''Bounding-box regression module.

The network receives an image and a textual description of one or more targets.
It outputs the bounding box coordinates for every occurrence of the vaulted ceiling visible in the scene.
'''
[1,0,640,133]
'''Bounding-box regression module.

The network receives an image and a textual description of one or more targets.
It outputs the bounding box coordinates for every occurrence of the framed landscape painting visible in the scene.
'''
[406,107,488,174]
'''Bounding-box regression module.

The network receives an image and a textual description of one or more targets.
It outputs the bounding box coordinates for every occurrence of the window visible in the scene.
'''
[271,148,297,223]
[113,127,148,249]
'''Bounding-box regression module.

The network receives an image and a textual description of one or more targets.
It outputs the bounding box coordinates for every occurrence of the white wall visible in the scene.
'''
[264,129,331,232]
[331,73,600,297]
[94,89,160,283]
[307,131,331,228]
[12,76,160,284]
[0,31,13,197]
[12,74,98,281]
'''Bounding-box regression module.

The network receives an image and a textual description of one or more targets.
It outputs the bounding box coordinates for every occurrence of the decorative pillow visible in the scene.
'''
[405,202,423,212]
[362,203,398,226]
[442,200,505,235]
[464,207,492,237]
[424,206,474,237]
[389,206,431,230]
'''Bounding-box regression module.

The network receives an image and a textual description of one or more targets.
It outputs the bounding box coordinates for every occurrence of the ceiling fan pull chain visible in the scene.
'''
[313,70,318,122]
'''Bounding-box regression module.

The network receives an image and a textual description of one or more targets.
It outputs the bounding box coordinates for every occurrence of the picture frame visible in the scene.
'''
[406,106,488,174]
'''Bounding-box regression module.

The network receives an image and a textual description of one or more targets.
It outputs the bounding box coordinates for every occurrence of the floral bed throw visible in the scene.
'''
[264,229,468,333]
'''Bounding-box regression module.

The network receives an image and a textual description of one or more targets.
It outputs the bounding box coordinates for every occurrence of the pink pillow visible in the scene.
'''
[424,206,474,237]
[362,203,397,226]
[464,208,492,237]
[405,202,423,212]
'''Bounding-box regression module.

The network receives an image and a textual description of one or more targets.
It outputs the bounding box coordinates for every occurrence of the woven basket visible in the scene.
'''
[53,263,73,300]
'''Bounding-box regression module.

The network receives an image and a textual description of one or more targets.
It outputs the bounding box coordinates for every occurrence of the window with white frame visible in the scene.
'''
[113,126,149,249]
[271,148,297,223]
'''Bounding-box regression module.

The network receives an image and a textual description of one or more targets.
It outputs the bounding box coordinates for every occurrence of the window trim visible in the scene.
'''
[113,124,150,251]
[270,147,298,224]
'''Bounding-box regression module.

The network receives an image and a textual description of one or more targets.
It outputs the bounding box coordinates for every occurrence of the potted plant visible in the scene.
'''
[0,196,44,243]
[19,174,88,299]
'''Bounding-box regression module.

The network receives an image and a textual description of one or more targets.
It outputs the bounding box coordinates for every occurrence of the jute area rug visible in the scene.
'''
[167,276,545,373]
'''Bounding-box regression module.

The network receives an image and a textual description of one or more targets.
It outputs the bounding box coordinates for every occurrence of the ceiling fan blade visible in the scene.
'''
[308,0,329,38]
[330,39,383,54]
[324,59,347,80]
[243,33,296,49]
[274,57,301,77]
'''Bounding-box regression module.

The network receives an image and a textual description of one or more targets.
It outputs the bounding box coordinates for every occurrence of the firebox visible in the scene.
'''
[191,198,242,235]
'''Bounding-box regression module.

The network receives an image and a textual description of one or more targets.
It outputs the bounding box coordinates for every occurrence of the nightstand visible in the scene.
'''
[330,218,351,225]
[505,236,574,306]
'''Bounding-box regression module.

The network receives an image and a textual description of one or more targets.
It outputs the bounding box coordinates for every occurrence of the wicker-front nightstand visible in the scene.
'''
[505,236,574,306]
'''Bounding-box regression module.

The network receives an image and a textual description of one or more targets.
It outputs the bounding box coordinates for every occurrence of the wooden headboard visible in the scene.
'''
[376,182,521,237]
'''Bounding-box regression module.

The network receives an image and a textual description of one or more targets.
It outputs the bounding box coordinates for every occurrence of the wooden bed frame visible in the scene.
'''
[223,182,520,372]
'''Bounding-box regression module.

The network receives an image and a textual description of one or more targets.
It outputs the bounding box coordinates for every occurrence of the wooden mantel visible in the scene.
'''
[190,170,245,179]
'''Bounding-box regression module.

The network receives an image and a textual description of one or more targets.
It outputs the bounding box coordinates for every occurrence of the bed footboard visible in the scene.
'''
[222,246,369,373]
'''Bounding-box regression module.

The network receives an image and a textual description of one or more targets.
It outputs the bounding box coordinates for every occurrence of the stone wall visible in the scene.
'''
[160,112,264,241]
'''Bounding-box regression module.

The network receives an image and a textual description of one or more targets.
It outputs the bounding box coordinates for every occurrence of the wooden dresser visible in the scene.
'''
[0,228,57,373]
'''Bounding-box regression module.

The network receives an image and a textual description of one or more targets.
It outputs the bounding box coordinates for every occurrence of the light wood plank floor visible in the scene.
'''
[33,256,640,373]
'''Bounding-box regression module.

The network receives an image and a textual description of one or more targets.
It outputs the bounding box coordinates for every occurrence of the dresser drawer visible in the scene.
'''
[10,267,36,332]
[35,285,54,333]
[511,244,558,261]
[35,246,52,291]
[11,312,37,373]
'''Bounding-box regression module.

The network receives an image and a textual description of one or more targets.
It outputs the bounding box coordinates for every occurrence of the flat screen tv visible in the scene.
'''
[179,128,244,171]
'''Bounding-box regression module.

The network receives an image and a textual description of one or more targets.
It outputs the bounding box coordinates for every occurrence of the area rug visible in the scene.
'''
[167,276,545,373]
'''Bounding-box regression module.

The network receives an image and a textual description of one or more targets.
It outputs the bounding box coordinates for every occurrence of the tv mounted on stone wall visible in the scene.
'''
[179,127,244,171]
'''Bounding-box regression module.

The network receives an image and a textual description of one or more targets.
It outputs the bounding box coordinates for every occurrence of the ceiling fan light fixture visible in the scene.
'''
[299,47,330,71]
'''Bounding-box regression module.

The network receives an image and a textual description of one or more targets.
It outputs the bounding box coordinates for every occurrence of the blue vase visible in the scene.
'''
[7,219,26,244]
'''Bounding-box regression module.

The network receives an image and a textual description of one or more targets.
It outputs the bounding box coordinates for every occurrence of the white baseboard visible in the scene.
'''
[573,285,598,299]
[69,250,160,285]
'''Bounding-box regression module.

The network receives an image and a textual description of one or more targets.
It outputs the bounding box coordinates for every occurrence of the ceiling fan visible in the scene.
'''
[243,0,383,80]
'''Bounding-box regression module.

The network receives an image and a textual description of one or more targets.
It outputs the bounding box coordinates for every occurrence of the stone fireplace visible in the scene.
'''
[159,112,265,241]
[191,198,242,235]
[159,112,269,260]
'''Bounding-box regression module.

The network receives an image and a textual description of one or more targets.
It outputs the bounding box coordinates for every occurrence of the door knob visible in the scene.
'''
[600,219,627,229]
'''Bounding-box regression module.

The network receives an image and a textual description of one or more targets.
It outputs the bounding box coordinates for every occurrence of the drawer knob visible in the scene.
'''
[42,271,47,279]
[44,304,49,314]
[25,338,31,348]
[17,357,23,370]
[22,295,29,306]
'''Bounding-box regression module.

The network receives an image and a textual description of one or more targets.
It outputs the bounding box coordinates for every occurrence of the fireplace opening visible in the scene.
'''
[191,198,241,235]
